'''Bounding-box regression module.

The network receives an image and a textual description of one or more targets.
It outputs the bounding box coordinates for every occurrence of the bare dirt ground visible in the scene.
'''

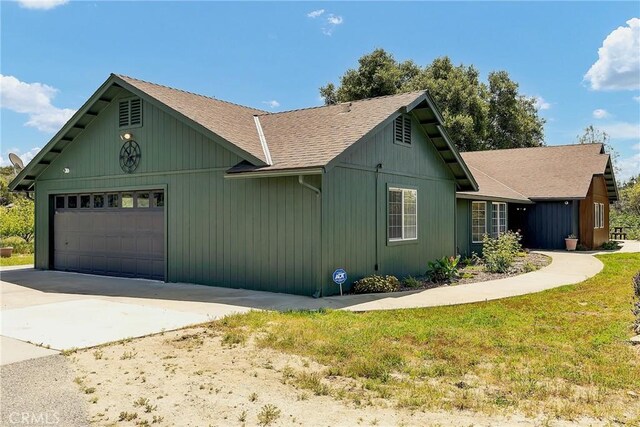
[69,325,608,427]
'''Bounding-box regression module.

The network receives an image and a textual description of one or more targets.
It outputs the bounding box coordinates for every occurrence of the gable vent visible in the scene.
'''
[394,115,411,145]
[119,98,143,128]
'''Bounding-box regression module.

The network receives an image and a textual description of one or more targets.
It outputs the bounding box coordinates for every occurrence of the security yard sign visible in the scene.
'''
[332,268,347,295]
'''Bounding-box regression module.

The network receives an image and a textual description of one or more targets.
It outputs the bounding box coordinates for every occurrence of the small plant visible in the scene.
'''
[599,241,621,250]
[575,243,588,251]
[222,331,246,346]
[133,397,150,407]
[151,415,164,424]
[403,276,421,288]
[522,261,537,273]
[119,412,138,421]
[425,255,461,282]
[249,392,258,402]
[120,351,137,360]
[238,410,247,422]
[84,387,96,394]
[257,404,281,426]
[93,350,104,360]
[352,275,400,294]
[482,231,522,273]
[567,234,577,239]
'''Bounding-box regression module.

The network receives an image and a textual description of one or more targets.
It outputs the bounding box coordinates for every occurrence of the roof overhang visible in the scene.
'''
[456,193,535,204]
[602,156,619,202]
[404,92,478,192]
[225,166,324,179]
[10,74,267,192]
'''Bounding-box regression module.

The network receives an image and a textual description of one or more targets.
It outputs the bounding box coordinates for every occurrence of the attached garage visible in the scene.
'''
[9,73,477,296]
[52,190,165,280]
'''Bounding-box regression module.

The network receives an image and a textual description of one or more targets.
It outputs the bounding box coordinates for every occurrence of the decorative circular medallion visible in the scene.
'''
[119,140,141,173]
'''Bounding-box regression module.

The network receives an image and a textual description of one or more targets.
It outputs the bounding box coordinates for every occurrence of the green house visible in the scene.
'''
[9,74,477,296]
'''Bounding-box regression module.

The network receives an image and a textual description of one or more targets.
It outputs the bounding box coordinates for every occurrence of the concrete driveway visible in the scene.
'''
[0,269,325,364]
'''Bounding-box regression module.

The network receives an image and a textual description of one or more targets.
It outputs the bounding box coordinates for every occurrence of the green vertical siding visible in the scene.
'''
[456,199,471,256]
[321,116,457,295]
[34,91,321,295]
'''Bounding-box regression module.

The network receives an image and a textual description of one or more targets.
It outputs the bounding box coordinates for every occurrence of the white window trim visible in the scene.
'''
[471,201,487,243]
[595,202,605,229]
[492,202,507,237]
[388,187,418,242]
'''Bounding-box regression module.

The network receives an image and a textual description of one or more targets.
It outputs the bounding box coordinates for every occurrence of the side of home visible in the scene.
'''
[455,144,618,254]
[10,74,478,297]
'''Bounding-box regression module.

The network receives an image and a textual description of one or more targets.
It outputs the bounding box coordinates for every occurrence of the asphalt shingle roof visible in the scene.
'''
[458,144,611,200]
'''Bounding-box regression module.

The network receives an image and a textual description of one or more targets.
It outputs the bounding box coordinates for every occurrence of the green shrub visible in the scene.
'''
[0,236,34,254]
[482,231,522,273]
[425,255,461,283]
[0,199,34,242]
[403,276,421,288]
[599,241,621,250]
[352,275,400,294]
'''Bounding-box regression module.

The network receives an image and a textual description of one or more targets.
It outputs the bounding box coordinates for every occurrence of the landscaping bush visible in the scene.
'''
[0,198,35,242]
[633,272,640,334]
[352,275,400,294]
[0,236,34,254]
[599,241,621,250]
[482,231,522,273]
[425,255,461,283]
[403,276,421,288]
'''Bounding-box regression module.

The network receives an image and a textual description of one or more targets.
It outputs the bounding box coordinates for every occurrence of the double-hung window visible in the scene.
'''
[492,202,507,236]
[471,201,487,243]
[388,187,417,241]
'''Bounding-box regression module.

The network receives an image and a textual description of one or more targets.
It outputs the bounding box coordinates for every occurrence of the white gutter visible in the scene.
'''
[253,116,272,165]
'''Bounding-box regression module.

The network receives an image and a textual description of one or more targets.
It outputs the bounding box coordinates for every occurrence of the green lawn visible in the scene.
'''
[0,253,34,267]
[214,253,640,421]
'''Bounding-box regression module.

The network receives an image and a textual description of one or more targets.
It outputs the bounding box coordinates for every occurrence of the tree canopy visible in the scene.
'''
[320,49,545,152]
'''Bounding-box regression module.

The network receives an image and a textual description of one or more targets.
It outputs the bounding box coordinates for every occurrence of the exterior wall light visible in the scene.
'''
[120,132,133,141]
[63,167,70,174]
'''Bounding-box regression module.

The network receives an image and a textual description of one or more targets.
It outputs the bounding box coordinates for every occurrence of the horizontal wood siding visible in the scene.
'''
[34,91,321,295]
[321,115,456,295]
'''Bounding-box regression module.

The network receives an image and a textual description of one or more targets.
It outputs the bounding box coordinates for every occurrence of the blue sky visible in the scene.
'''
[1,1,639,181]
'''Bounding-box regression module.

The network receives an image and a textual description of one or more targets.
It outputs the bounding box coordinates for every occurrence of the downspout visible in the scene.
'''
[298,175,323,298]
[375,163,382,271]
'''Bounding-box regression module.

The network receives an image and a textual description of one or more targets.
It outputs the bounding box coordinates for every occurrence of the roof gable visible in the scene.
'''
[10,75,478,192]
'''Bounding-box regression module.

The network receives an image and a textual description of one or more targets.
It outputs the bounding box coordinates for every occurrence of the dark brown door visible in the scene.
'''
[53,191,165,280]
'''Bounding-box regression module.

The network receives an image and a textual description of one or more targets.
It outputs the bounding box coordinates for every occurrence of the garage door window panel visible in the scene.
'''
[80,195,91,208]
[56,196,65,209]
[122,193,134,208]
[137,193,150,208]
[67,195,78,208]
[93,194,105,208]
[107,194,119,208]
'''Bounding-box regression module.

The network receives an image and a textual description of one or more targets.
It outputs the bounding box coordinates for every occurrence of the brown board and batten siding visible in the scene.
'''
[321,115,457,295]
[579,175,610,249]
[34,90,321,295]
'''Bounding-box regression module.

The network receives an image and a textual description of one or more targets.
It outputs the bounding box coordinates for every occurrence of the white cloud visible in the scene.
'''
[584,18,640,91]
[0,147,41,168]
[0,75,75,133]
[327,14,343,25]
[592,108,610,119]
[262,100,280,109]
[634,95,640,102]
[321,14,344,36]
[307,9,324,18]
[533,96,551,110]
[600,122,640,139]
[17,0,69,10]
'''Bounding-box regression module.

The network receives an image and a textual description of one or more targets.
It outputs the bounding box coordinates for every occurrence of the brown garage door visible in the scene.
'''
[53,190,165,280]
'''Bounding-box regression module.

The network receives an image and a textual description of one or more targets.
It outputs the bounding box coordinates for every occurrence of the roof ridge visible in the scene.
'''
[468,165,530,200]
[256,90,427,117]
[464,142,604,154]
[114,73,268,114]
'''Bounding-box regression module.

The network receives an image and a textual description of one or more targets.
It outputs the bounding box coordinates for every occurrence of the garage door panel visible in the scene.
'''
[54,191,165,281]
